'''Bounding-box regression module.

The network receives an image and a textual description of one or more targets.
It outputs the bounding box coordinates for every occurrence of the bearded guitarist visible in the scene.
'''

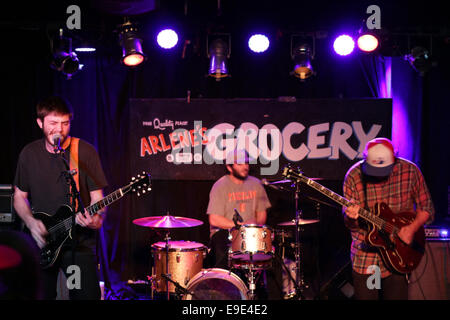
[343,138,434,300]
[13,96,108,300]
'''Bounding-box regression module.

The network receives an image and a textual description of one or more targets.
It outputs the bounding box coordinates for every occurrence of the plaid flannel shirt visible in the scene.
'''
[343,158,434,278]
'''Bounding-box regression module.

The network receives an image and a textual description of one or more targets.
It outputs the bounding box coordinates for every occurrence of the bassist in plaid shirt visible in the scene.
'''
[343,138,434,300]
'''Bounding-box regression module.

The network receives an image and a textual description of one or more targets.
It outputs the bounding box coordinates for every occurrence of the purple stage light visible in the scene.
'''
[333,35,355,56]
[157,29,178,49]
[248,34,270,53]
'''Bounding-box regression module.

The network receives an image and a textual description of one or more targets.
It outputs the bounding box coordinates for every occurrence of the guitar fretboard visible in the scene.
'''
[86,188,124,215]
[285,170,386,230]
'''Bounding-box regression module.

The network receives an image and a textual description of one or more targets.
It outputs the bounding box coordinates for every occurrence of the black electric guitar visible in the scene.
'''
[35,172,151,269]
[282,165,425,274]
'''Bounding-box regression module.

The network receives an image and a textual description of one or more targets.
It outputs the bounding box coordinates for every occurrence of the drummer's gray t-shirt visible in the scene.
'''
[207,175,271,237]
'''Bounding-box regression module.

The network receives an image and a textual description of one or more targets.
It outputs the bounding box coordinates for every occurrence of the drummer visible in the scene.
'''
[206,149,271,269]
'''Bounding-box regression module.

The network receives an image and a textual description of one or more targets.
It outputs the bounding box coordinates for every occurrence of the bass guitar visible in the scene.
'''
[35,172,151,269]
[282,165,425,274]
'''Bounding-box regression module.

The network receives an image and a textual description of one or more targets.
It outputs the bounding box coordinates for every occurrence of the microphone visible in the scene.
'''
[52,134,63,153]
[261,178,285,191]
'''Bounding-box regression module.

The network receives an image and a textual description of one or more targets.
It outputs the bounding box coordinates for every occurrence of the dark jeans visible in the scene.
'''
[42,245,100,300]
[352,270,408,300]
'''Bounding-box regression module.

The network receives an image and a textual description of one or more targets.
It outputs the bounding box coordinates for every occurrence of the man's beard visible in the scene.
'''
[232,169,248,181]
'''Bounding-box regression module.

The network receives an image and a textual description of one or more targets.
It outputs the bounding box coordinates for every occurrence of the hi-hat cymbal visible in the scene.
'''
[278,218,320,226]
[133,215,203,228]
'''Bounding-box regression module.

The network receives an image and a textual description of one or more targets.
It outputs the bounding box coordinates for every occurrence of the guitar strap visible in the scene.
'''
[62,137,80,210]
[360,168,369,211]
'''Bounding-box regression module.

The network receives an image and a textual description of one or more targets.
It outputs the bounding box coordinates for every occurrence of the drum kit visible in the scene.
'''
[132,177,322,300]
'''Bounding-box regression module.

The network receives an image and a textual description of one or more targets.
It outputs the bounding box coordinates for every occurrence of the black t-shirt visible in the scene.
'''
[14,138,108,247]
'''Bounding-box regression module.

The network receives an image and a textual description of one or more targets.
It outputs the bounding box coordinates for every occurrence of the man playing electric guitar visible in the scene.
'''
[343,138,434,300]
[13,96,108,300]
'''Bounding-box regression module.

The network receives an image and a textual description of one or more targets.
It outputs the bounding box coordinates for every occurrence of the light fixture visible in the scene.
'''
[333,34,355,56]
[50,29,80,79]
[207,34,231,81]
[405,46,431,75]
[290,34,316,80]
[74,40,96,53]
[357,34,379,52]
[119,20,145,67]
[248,34,270,53]
[291,44,314,80]
[157,29,179,49]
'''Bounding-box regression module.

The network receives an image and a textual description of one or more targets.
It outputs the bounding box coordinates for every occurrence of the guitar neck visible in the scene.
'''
[86,186,128,215]
[294,175,384,229]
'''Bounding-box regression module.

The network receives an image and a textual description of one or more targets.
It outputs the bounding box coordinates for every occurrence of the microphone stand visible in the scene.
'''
[56,146,85,267]
[161,274,196,299]
[293,180,306,300]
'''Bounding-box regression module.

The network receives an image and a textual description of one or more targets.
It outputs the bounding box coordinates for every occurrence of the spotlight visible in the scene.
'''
[50,29,80,79]
[357,34,379,52]
[248,34,270,53]
[405,46,431,75]
[333,35,355,56]
[157,29,178,49]
[291,44,314,80]
[207,35,231,81]
[119,20,145,67]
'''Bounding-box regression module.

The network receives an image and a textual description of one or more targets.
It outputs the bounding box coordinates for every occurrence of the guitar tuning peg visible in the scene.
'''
[142,171,145,174]
[142,190,146,194]
[137,192,140,197]
[148,187,151,191]
[132,177,135,181]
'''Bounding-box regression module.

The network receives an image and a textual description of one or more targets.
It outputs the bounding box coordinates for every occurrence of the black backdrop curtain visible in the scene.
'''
[2,29,448,292]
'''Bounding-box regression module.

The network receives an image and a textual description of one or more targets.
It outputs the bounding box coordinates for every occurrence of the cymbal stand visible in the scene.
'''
[163,230,171,300]
[293,180,306,299]
[245,254,257,300]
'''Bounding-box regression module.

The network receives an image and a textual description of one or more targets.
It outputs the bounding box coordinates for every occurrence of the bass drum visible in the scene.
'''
[183,268,249,300]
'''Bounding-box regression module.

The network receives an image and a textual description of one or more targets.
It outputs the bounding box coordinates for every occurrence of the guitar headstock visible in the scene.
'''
[282,164,305,182]
[130,171,152,196]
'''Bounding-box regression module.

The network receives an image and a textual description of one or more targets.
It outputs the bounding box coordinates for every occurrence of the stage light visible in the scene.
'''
[291,44,314,80]
[333,35,355,56]
[119,20,145,67]
[207,35,231,81]
[74,47,96,53]
[50,29,80,79]
[405,46,431,75]
[357,34,379,52]
[157,29,178,49]
[248,34,270,53]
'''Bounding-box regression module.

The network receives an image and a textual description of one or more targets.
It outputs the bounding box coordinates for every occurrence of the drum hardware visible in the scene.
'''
[268,175,322,300]
[133,212,204,300]
[161,273,195,297]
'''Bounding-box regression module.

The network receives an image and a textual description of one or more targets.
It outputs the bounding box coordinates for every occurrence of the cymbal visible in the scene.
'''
[133,215,203,228]
[278,218,320,226]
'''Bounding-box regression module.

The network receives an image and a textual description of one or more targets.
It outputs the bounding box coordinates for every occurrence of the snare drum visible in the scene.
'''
[229,224,273,269]
[151,240,206,293]
[183,268,249,300]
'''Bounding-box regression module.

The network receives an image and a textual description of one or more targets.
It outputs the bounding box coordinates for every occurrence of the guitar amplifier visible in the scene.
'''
[424,226,449,241]
[408,241,450,300]
[0,184,15,223]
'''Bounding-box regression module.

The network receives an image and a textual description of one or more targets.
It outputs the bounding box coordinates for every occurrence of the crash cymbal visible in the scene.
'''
[133,215,203,228]
[278,218,320,226]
